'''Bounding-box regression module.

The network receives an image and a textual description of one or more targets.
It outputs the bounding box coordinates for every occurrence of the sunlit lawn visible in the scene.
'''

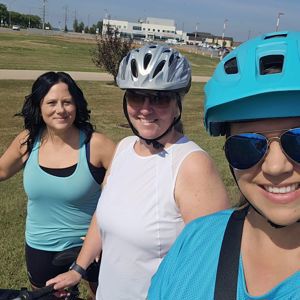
[0,31,235,296]
[0,31,218,75]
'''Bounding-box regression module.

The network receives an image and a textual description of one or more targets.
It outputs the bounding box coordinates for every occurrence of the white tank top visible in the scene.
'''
[96,136,204,300]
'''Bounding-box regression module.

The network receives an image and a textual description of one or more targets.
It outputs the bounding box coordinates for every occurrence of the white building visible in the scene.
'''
[102,17,187,42]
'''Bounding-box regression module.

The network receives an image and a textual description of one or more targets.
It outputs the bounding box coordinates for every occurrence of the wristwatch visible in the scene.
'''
[69,262,86,278]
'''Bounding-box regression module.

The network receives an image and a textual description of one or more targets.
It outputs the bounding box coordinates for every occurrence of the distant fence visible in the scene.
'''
[178,45,220,58]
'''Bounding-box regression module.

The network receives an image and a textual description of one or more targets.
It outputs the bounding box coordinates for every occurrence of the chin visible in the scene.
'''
[260,209,299,227]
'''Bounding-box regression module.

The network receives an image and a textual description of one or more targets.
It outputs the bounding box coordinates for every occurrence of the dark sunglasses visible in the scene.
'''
[224,128,300,170]
[125,90,176,108]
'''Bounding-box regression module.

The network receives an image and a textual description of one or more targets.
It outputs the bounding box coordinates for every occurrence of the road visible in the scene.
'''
[0,69,210,82]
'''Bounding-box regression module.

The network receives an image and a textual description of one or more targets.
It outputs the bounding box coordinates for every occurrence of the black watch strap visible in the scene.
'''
[69,262,86,278]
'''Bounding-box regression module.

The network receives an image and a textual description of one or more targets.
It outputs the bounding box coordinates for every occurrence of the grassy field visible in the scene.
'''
[0,31,219,75]
[0,32,237,295]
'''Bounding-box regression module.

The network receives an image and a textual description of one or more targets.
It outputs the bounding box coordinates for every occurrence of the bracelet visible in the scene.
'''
[69,262,86,278]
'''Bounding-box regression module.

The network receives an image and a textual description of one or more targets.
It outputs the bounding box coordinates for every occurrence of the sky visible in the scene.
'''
[1,0,299,42]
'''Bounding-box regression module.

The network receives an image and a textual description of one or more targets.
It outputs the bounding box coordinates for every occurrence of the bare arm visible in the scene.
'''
[47,214,102,289]
[89,132,116,170]
[175,151,230,224]
[0,131,29,181]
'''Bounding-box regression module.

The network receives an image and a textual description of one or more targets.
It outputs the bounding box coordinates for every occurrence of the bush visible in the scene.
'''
[91,33,133,84]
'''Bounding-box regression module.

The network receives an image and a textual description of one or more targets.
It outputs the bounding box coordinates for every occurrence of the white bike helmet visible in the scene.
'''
[117,44,191,93]
[117,44,191,148]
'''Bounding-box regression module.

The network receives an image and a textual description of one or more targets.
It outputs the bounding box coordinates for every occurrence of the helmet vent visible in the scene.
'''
[264,33,287,40]
[163,49,171,53]
[224,58,238,74]
[169,53,175,66]
[131,59,138,78]
[125,53,130,64]
[153,60,166,78]
[144,53,152,69]
[149,45,157,49]
[260,55,284,75]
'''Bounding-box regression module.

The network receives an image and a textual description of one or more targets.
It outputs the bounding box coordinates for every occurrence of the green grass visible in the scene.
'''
[0,31,218,75]
[0,33,234,296]
[0,32,99,71]
[0,80,238,292]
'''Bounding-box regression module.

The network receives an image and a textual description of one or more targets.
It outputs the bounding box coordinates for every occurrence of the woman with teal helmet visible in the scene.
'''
[148,32,300,299]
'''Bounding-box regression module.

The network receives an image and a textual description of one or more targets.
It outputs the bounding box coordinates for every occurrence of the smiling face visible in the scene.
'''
[40,82,76,133]
[231,118,300,226]
[125,90,179,142]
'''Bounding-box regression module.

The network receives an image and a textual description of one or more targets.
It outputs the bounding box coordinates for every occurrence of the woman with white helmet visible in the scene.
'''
[148,32,300,299]
[47,44,229,299]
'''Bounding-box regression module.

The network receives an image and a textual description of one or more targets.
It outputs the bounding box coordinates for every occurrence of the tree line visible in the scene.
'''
[0,2,102,33]
[0,3,44,28]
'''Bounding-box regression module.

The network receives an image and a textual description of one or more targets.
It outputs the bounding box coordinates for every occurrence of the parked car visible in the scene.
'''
[12,25,20,31]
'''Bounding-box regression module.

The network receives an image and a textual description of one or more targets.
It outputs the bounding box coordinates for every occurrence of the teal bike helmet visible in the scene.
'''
[204,31,300,136]
[204,31,300,228]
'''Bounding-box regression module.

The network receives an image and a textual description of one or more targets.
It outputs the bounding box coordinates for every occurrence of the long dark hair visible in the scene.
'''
[16,71,94,153]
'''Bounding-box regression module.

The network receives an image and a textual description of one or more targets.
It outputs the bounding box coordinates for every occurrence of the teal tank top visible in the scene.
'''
[23,131,101,251]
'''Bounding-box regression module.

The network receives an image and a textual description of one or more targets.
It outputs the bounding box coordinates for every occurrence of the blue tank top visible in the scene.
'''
[23,131,101,251]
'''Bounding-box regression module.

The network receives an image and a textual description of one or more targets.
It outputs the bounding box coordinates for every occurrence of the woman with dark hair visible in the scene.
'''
[0,71,115,294]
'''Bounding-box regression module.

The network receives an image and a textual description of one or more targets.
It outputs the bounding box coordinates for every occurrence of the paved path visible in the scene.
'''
[0,69,210,82]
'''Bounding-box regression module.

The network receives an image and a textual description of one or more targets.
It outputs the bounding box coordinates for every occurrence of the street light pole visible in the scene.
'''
[276,12,284,32]
[222,18,228,47]
[195,22,199,42]
[8,0,17,27]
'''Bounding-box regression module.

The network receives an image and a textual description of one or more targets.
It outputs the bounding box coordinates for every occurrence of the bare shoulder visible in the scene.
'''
[89,132,116,169]
[13,130,30,155]
[179,150,216,176]
[175,150,229,223]
[90,132,115,147]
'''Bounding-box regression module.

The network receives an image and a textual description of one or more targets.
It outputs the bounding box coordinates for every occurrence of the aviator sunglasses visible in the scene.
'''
[125,90,176,108]
[224,128,300,170]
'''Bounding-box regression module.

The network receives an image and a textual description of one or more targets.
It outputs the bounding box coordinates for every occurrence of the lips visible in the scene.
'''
[259,183,300,204]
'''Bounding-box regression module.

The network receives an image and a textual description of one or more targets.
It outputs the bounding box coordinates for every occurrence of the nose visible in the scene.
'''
[261,140,293,176]
[56,102,65,114]
[140,98,153,114]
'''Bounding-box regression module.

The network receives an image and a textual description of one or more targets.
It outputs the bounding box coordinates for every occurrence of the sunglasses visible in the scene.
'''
[224,128,300,170]
[125,91,176,108]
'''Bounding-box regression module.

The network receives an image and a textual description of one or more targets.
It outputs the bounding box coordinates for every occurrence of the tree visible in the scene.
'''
[91,33,133,84]
[73,18,79,32]
[78,21,84,33]
[0,4,8,26]
[96,20,103,34]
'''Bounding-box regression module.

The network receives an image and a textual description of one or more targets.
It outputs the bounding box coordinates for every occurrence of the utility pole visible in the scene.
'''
[276,12,284,32]
[8,0,17,27]
[222,18,228,47]
[195,22,199,42]
[64,5,68,32]
[42,0,47,30]
[28,9,31,28]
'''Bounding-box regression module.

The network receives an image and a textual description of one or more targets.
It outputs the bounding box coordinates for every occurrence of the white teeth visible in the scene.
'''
[264,183,299,194]
[140,119,155,124]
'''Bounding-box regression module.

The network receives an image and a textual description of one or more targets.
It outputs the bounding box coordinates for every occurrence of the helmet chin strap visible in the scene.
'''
[122,94,182,149]
[229,166,300,228]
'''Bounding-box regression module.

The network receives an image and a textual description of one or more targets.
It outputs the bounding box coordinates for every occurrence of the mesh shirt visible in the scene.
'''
[148,209,300,299]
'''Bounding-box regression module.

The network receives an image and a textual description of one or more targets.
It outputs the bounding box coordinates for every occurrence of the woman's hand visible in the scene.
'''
[46,270,82,290]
